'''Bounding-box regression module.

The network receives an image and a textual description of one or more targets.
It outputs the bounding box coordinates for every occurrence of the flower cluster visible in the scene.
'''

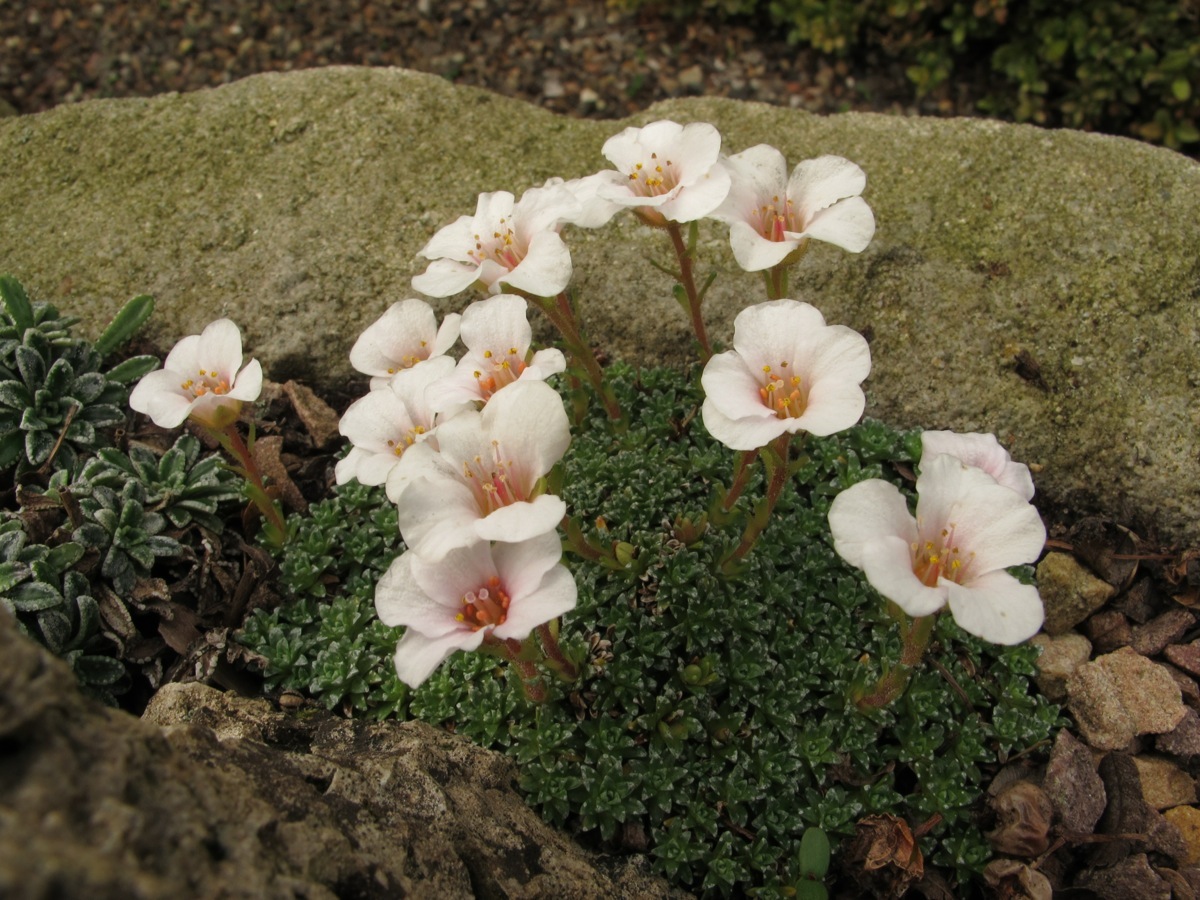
[344,116,1042,692]
[338,296,575,690]
[129,116,1052,897]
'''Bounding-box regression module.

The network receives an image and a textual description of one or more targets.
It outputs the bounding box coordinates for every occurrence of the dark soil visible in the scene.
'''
[0,0,975,123]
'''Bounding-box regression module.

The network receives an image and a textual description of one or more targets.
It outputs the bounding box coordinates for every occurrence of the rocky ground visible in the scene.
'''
[0,0,976,122]
[4,3,1200,897]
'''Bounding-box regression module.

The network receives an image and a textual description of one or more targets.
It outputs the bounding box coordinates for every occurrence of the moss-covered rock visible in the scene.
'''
[0,67,1197,541]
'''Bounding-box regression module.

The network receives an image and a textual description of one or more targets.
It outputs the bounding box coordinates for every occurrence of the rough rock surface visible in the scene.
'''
[1067,647,1187,751]
[1132,756,1199,810]
[1042,730,1106,834]
[1038,552,1117,635]
[0,68,1198,542]
[0,611,679,900]
[1031,631,1092,702]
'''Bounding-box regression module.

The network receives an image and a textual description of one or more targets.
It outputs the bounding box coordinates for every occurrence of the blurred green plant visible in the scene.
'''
[242,363,1062,897]
[612,0,1199,149]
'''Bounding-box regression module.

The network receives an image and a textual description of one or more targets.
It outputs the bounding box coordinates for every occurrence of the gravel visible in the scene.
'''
[0,0,976,121]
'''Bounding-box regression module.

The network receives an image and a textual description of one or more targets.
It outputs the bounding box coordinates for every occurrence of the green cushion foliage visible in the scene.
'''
[614,0,1200,148]
[240,363,1062,897]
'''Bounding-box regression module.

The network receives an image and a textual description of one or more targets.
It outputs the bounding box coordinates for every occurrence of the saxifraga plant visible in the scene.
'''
[81,434,243,533]
[0,274,157,475]
[0,517,129,703]
[242,363,1061,897]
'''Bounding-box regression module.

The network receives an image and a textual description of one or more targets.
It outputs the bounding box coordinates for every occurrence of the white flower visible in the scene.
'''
[376,531,577,688]
[595,119,732,223]
[828,453,1047,645]
[711,145,876,272]
[129,318,262,430]
[921,430,1036,501]
[543,173,625,229]
[334,356,454,487]
[430,294,565,413]
[387,379,571,560]
[700,299,871,450]
[349,299,461,390]
[412,184,578,298]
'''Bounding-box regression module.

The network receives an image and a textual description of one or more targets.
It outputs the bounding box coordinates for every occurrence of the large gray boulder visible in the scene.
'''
[0,67,1197,542]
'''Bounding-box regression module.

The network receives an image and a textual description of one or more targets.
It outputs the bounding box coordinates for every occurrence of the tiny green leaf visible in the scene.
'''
[94,294,155,358]
[106,354,159,384]
[0,275,35,334]
[799,826,831,878]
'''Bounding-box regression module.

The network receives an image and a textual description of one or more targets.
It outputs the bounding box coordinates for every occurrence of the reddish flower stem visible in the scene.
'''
[665,221,712,361]
[854,613,937,711]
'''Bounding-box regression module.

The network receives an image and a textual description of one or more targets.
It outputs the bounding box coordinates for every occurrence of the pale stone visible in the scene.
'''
[1133,756,1198,810]
[1067,647,1186,751]
[0,69,1196,542]
[1166,807,1200,867]
[1038,552,1116,635]
[1032,632,1092,702]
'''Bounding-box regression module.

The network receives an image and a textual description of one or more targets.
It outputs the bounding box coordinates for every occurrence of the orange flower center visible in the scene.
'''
[468,216,524,270]
[455,576,511,631]
[472,347,528,400]
[180,368,230,398]
[911,524,974,586]
[753,195,799,241]
[460,440,527,514]
[627,151,679,197]
[758,361,806,419]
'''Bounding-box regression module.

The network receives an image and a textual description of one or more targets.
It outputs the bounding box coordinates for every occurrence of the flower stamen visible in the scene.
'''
[455,576,512,630]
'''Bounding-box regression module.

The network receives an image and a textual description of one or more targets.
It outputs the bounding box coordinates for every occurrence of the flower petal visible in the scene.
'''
[860,534,948,617]
[727,221,799,272]
[787,156,867,225]
[392,628,483,689]
[801,195,875,253]
[475,494,567,544]
[700,396,786,451]
[494,565,578,640]
[412,258,482,298]
[916,454,1046,575]
[828,479,918,569]
[229,359,263,402]
[946,570,1044,644]
[492,530,567,598]
[921,430,1035,501]
[497,229,572,298]
[196,318,246,384]
[482,379,571,481]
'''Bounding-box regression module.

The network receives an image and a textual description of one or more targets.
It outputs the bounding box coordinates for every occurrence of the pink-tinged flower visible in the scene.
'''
[921,430,1036,501]
[549,172,624,228]
[412,184,578,298]
[376,531,577,688]
[129,318,262,430]
[700,299,871,450]
[828,453,1047,644]
[349,299,461,390]
[430,295,565,413]
[334,356,454,487]
[387,379,570,560]
[595,119,732,224]
[711,145,876,272]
